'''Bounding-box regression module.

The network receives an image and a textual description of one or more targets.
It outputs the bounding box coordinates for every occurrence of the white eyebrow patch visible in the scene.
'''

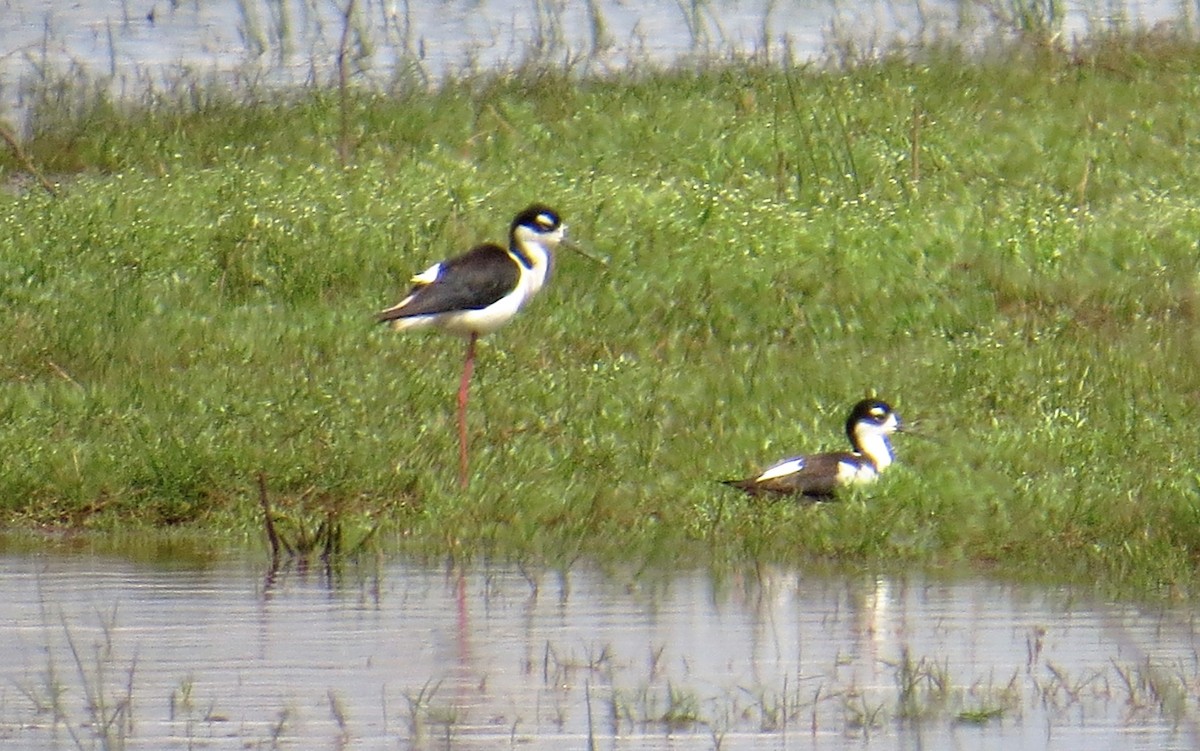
[756,457,805,482]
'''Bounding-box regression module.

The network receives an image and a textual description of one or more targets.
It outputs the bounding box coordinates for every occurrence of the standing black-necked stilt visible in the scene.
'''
[721,399,905,499]
[377,204,566,488]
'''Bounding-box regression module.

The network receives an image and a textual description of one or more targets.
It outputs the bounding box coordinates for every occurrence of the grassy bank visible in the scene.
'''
[2,28,1200,596]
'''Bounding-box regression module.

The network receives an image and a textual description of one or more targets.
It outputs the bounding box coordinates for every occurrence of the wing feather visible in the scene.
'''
[378,244,518,322]
[722,451,859,499]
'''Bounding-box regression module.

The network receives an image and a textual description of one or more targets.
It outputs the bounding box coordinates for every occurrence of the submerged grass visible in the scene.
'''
[3,28,1200,596]
[19,597,1195,748]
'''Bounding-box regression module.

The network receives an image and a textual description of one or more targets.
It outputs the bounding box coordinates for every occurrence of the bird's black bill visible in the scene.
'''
[563,238,609,266]
[897,421,942,444]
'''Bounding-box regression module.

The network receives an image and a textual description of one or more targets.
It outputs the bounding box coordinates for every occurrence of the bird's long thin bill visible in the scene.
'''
[564,239,609,266]
[899,425,942,444]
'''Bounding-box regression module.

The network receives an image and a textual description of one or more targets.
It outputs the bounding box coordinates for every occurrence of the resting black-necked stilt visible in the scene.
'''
[377,204,566,489]
[721,399,904,499]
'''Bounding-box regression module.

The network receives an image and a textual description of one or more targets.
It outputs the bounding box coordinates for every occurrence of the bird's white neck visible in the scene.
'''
[511,225,561,297]
[522,243,552,290]
[855,431,895,471]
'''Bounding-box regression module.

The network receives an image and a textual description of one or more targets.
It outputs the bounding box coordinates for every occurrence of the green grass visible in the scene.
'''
[3,28,1200,597]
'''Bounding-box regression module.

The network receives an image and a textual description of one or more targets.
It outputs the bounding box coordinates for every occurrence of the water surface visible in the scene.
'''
[0,0,1186,114]
[2,553,1198,749]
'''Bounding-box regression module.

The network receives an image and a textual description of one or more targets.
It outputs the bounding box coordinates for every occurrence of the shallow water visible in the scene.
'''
[1,552,1198,750]
[0,0,1185,113]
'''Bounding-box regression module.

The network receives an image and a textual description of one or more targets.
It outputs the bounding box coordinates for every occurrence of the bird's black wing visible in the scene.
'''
[379,244,519,321]
[721,451,855,499]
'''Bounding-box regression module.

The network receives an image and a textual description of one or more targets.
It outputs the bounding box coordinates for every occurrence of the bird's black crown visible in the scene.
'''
[511,204,562,234]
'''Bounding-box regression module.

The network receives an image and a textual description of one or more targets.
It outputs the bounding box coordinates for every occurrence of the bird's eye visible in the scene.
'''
[535,213,557,230]
[870,407,885,418]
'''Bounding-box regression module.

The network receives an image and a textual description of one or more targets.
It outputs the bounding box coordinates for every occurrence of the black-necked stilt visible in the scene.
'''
[721,399,904,499]
[377,204,566,488]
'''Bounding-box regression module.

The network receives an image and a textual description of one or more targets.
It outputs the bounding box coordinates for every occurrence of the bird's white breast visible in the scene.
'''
[837,460,879,486]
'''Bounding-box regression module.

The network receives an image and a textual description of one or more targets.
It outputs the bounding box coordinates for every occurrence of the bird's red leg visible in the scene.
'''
[457,333,478,489]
